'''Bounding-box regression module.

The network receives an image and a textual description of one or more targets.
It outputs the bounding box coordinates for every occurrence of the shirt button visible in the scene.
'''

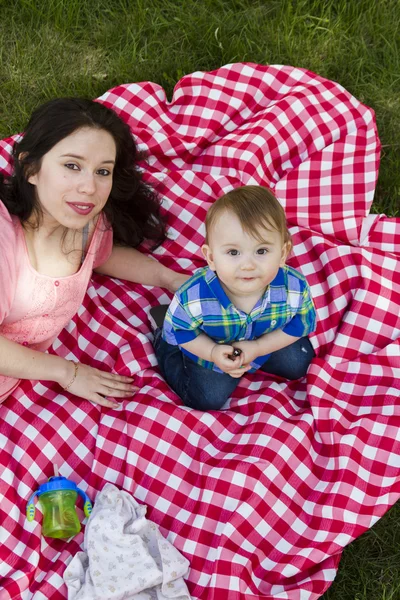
[271,319,277,326]
[22,341,28,346]
[54,280,60,287]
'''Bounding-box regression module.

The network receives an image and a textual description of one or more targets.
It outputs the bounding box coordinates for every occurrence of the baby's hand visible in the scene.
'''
[231,340,261,365]
[210,344,251,376]
[229,348,242,360]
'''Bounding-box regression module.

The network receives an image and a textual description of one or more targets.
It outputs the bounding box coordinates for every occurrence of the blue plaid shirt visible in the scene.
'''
[163,265,316,372]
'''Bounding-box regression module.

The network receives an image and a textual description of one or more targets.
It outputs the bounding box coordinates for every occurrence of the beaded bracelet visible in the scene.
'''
[63,361,79,391]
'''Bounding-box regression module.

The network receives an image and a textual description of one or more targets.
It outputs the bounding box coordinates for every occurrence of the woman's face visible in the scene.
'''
[28,126,116,230]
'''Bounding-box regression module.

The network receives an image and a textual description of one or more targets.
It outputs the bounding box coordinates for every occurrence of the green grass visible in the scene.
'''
[322,501,400,600]
[0,0,399,215]
[1,1,399,597]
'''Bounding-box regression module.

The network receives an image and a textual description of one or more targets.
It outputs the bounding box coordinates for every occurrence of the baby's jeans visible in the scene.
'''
[153,330,315,411]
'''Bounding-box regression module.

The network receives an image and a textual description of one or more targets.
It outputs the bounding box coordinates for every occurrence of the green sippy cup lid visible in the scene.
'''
[26,466,93,523]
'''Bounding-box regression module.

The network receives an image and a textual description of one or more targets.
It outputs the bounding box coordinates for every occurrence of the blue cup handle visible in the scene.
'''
[77,488,93,518]
[26,491,38,522]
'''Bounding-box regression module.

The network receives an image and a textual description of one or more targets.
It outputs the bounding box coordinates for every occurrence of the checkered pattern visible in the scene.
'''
[0,63,399,600]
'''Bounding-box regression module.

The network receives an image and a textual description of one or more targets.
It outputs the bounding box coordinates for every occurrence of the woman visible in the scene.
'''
[0,98,187,408]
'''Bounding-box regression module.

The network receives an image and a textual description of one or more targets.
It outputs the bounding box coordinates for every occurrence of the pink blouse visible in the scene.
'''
[0,200,113,402]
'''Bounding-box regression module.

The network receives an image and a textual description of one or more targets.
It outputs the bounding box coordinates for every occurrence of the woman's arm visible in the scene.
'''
[0,334,71,383]
[94,246,189,292]
[0,335,137,408]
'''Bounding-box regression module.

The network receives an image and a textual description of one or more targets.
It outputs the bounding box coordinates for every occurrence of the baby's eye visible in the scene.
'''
[227,249,239,256]
[97,168,112,177]
[256,248,269,255]
[65,163,79,170]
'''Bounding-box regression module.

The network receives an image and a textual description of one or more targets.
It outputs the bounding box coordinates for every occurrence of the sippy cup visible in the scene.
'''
[26,466,93,539]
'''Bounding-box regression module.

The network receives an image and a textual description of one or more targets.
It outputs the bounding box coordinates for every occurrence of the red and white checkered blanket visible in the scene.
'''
[1,63,399,600]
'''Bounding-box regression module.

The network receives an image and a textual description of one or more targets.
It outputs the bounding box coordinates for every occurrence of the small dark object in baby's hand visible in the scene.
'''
[229,348,242,360]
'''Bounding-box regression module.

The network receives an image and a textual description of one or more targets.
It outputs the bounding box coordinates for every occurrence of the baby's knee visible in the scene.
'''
[185,390,229,411]
[185,378,235,411]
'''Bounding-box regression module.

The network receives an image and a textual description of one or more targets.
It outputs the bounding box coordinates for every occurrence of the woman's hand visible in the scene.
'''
[166,271,191,293]
[210,344,252,377]
[59,361,138,408]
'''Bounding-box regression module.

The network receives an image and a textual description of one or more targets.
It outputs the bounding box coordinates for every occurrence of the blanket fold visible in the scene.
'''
[64,484,191,600]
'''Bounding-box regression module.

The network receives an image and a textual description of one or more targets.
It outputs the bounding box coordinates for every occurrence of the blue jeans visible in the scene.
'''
[153,330,315,411]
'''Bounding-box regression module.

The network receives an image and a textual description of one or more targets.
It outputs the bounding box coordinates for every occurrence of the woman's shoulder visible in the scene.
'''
[0,200,19,322]
[93,212,113,244]
[90,211,113,268]
[0,199,18,245]
[0,198,13,224]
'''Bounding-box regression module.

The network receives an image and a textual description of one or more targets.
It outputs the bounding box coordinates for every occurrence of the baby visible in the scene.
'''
[151,185,316,410]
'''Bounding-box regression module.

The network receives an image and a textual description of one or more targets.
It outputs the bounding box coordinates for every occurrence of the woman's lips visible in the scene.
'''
[67,202,95,215]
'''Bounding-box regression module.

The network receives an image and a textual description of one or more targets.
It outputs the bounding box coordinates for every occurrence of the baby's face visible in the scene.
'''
[202,210,288,301]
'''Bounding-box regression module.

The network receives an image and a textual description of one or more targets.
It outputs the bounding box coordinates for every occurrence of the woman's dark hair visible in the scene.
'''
[0,97,166,248]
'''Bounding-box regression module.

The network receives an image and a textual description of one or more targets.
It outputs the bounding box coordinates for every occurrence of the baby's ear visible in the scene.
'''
[280,241,292,265]
[201,244,216,270]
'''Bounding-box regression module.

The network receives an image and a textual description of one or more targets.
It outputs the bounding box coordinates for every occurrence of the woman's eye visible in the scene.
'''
[97,168,111,176]
[228,249,239,256]
[65,163,79,170]
[257,248,269,255]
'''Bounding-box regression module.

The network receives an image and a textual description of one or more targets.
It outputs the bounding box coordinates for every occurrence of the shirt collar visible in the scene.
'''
[204,266,286,312]
[205,268,232,308]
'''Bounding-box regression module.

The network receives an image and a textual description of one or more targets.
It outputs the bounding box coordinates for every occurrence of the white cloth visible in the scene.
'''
[64,484,191,600]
